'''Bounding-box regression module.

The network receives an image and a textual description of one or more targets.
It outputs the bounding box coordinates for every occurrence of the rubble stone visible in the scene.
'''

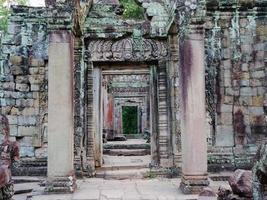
[228,169,252,198]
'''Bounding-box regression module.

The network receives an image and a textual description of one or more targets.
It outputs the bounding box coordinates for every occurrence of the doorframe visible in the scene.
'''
[92,63,161,168]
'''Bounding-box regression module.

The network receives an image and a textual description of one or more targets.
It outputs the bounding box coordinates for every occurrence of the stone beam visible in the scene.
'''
[46,31,75,193]
[179,24,209,194]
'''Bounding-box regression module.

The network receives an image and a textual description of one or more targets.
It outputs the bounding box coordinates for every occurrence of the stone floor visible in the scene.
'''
[102,155,151,168]
[14,177,227,200]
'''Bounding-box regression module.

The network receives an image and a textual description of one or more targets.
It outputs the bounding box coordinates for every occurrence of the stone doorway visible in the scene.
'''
[122,106,138,135]
[93,65,153,174]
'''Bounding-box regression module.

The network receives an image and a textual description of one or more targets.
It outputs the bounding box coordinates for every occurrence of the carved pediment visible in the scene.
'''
[87,38,168,61]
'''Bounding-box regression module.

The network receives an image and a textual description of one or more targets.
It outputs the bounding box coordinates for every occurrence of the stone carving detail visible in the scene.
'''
[87,38,168,61]
[0,115,20,199]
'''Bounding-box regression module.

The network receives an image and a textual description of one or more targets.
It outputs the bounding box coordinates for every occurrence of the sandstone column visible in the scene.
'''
[179,25,209,194]
[46,31,75,193]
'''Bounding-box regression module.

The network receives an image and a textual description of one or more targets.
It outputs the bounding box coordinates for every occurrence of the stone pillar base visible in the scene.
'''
[180,174,209,194]
[44,176,76,194]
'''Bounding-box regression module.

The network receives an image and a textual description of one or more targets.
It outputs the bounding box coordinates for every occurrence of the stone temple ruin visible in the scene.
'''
[0,0,266,196]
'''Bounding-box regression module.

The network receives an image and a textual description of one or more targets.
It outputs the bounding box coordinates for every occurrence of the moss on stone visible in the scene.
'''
[119,0,144,20]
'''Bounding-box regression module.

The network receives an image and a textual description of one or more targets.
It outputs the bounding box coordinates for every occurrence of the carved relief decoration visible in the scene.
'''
[87,38,168,61]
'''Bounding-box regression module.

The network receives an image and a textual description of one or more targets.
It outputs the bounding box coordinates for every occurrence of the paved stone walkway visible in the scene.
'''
[15,178,203,200]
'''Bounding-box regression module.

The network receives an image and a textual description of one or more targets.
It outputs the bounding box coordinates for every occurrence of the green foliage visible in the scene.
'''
[144,170,157,179]
[119,0,144,20]
[122,106,138,134]
[0,0,27,32]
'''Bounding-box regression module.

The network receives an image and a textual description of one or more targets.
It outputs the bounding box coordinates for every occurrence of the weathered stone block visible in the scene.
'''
[254,43,264,51]
[0,98,16,106]
[20,146,35,158]
[240,87,256,96]
[220,113,233,125]
[223,96,234,104]
[240,80,250,86]
[241,44,252,54]
[224,77,231,87]
[15,76,29,84]
[233,107,250,117]
[252,96,264,106]
[255,52,264,60]
[224,69,231,78]
[250,115,265,125]
[7,115,18,124]
[39,67,46,75]
[16,83,29,92]
[9,125,18,136]
[10,65,28,75]
[241,63,249,71]
[241,72,250,80]
[9,55,23,65]
[29,58,45,67]
[2,82,15,90]
[257,87,265,96]
[30,84,40,91]
[16,99,34,107]
[21,107,38,116]
[35,145,48,158]
[18,136,33,147]
[221,60,231,69]
[229,169,252,198]
[221,104,232,113]
[18,126,38,136]
[240,18,248,27]
[254,61,264,69]
[249,107,264,115]
[32,133,41,147]
[239,96,252,106]
[10,107,20,115]
[29,75,44,84]
[225,88,239,96]
[215,125,234,146]
[17,116,37,126]
[252,71,265,78]
[4,91,20,99]
[256,25,267,38]
[0,74,14,82]
[29,67,46,75]
[0,106,11,114]
[29,67,39,75]
[222,48,231,59]
[7,23,21,35]
[250,79,262,87]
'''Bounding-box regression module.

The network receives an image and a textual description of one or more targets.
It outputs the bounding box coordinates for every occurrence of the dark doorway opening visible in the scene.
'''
[122,106,138,135]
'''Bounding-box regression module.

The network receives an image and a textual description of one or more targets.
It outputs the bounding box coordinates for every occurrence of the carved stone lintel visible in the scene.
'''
[87,38,168,62]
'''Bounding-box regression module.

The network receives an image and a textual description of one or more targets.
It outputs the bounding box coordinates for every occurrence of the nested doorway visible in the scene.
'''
[122,106,138,135]
[92,64,156,169]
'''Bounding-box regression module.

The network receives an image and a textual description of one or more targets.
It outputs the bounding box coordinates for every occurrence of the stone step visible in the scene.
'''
[14,182,40,195]
[103,149,150,156]
[13,176,44,184]
[103,143,150,150]
[95,168,150,180]
[209,172,233,181]
[100,164,149,171]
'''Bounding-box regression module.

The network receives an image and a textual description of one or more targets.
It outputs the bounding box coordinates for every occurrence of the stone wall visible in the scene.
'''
[0,6,48,159]
[0,0,266,175]
[205,1,267,170]
[0,5,72,164]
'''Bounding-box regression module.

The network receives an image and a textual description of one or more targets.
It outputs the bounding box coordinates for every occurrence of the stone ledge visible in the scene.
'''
[180,175,209,194]
[44,176,76,194]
